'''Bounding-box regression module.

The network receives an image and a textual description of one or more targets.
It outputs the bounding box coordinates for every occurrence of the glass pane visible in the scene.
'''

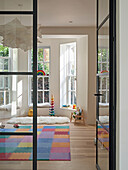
[107,91,109,103]
[0,75,33,132]
[5,77,9,89]
[0,59,3,71]
[31,77,33,90]
[102,77,106,89]
[98,49,102,62]
[0,77,4,89]
[102,63,107,71]
[0,15,33,72]
[98,124,109,170]
[44,77,49,90]
[98,63,101,73]
[4,59,8,71]
[38,91,43,103]
[31,91,33,103]
[38,63,44,71]
[102,91,107,103]
[44,91,49,103]
[98,0,109,25]
[0,134,33,169]
[0,92,4,105]
[69,77,76,91]
[44,48,50,62]
[98,20,109,51]
[6,91,9,104]
[38,48,44,62]
[44,63,49,75]
[102,49,108,62]
[38,77,43,90]
[0,0,33,11]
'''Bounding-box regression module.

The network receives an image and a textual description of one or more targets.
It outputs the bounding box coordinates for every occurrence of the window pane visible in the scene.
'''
[69,77,76,91]
[98,63,101,73]
[38,77,43,90]
[44,63,49,75]
[107,78,109,89]
[102,77,106,89]
[0,77,4,89]
[4,59,8,71]
[98,49,102,62]
[31,91,33,103]
[38,48,43,62]
[5,77,9,89]
[99,77,101,90]
[44,77,49,90]
[0,46,9,57]
[0,92,4,105]
[69,63,76,76]
[102,91,107,103]
[38,63,44,70]
[102,63,107,71]
[102,49,107,62]
[98,0,109,25]
[31,78,33,90]
[71,92,76,105]
[44,91,49,103]
[0,0,33,11]
[44,48,50,62]
[107,91,109,103]
[71,92,73,105]
[0,15,33,72]
[6,91,9,104]
[38,91,43,103]
[0,59,3,71]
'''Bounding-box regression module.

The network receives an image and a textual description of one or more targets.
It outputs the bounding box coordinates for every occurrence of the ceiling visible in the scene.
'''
[38,0,96,27]
[0,0,96,27]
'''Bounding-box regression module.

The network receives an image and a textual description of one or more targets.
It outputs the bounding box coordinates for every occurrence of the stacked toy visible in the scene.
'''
[49,95,55,116]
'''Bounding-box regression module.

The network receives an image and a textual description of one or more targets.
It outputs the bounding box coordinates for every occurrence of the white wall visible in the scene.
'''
[117,0,128,169]
[38,38,88,118]
[77,37,88,120]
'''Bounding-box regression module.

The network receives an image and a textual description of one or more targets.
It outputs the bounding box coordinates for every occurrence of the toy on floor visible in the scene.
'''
[70,107,85,124]
[28,108,33,117]
[49,94,55,116]
[13,124,19,128]
[73,104,76,109]
[0,122,5,129]
[73,107,81,119]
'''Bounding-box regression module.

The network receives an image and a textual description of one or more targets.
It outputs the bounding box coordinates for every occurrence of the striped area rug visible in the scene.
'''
[0,125,71,161]
[98,124,109,150]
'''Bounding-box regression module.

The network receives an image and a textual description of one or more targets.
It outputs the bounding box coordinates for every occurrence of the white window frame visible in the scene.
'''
[29,47,50,104]
[60,42,76,107]
[98,47,109,104]
[0,47,11,106]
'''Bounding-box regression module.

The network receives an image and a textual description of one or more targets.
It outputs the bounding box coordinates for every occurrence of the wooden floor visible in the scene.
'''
[0,123,96,170]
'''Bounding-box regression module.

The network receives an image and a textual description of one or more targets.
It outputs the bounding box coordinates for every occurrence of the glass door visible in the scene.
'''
[96,0,116,170]
[0,0,37,170]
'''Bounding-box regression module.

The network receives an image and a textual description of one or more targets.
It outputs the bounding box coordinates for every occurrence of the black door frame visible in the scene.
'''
[96,0,116,170]
[0,0,38,170]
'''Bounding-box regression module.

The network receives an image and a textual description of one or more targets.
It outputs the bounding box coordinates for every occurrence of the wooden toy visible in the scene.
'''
[49,94,55,116]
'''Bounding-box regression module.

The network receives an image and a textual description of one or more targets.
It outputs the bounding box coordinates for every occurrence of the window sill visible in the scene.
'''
[60,107,76,111]
[99,103,109,107]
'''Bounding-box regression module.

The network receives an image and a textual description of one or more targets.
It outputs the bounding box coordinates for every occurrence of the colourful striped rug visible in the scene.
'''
[0,125,71,161]
[98,124,109,150]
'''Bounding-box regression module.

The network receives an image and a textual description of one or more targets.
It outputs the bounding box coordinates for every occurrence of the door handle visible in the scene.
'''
[94,93,103,96]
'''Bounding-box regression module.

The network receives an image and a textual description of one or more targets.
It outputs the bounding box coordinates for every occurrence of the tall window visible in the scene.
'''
[60,42,76,107]
[0,45,11,106]
[98,48,109,104]
[29,47,50,104]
